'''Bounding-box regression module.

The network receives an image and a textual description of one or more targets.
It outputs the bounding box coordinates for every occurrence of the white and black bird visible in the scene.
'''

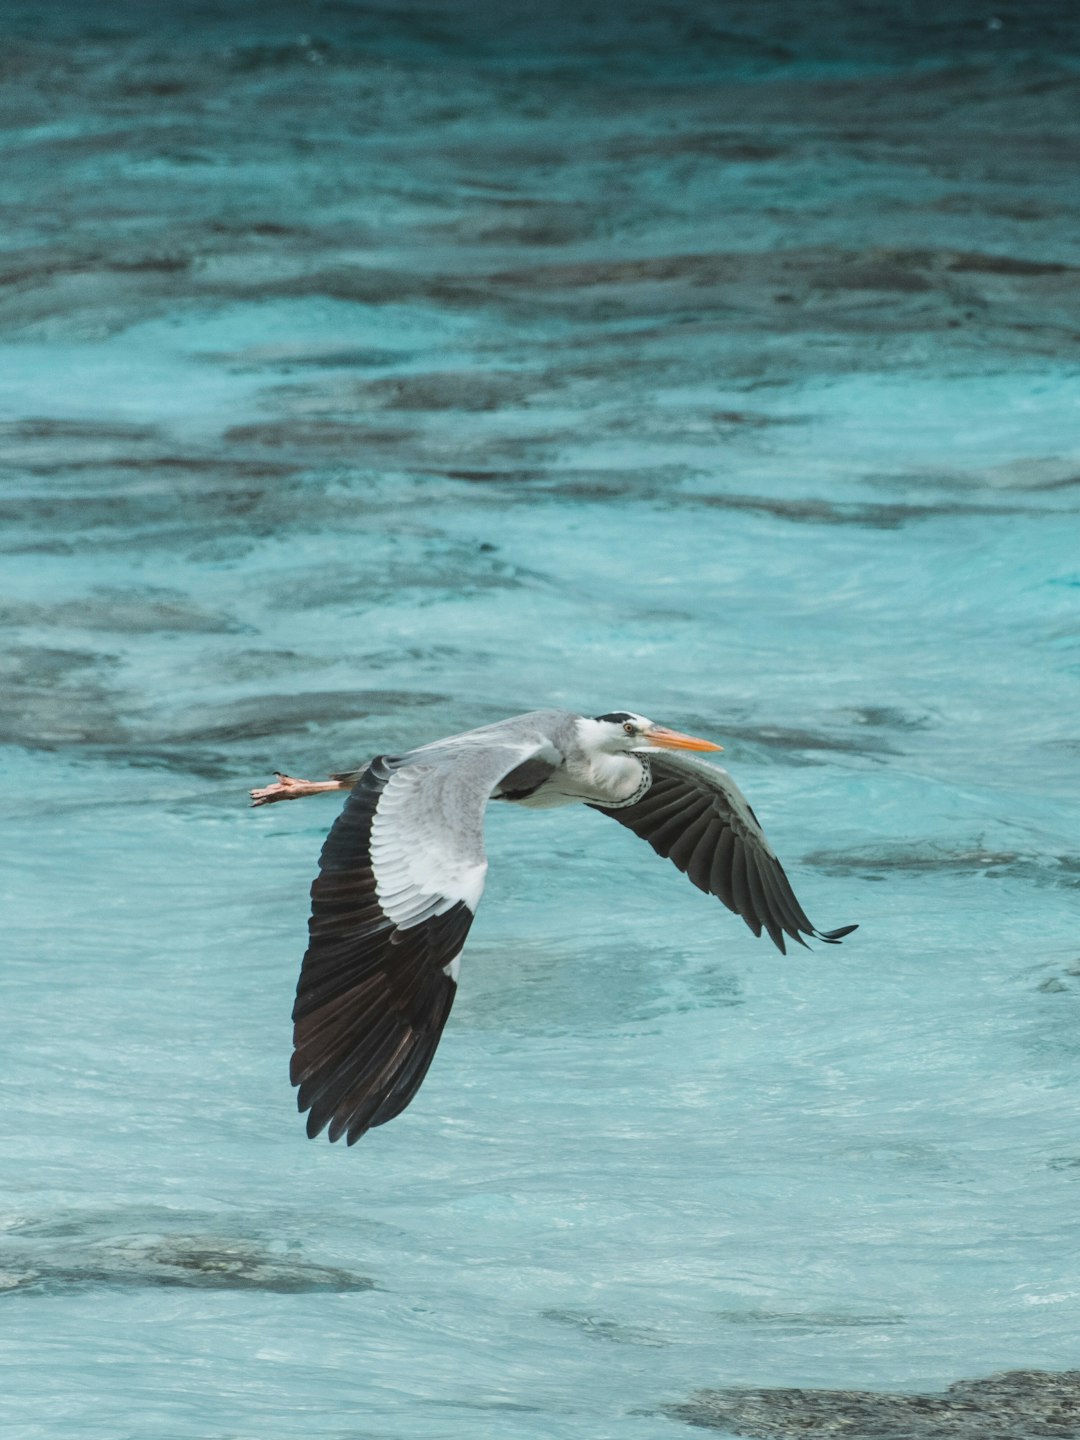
[251,709,856,1146]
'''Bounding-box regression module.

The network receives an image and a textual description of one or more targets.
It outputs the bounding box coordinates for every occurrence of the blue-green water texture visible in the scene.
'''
[3,4,1080,1437]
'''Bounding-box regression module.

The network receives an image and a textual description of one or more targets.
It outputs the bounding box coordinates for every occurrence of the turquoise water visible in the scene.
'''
[3,5,1080,1437]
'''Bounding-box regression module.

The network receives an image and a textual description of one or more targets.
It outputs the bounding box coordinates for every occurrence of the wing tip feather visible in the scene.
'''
[815,922,858,944]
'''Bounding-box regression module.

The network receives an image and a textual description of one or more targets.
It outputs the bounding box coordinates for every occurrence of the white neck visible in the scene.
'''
[570,719,646,804]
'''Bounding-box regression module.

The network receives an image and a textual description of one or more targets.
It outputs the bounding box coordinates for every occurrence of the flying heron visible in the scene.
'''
[252,709,856,1145]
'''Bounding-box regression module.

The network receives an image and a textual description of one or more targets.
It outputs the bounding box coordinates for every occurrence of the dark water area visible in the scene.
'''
[3,3,1080,1438]
[3,0,1080,780]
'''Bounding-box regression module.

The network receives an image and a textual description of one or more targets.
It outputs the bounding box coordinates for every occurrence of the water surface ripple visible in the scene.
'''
[2,4,1080,1438]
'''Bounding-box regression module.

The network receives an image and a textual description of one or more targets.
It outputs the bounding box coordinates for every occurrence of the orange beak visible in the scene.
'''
[643,725,723,753]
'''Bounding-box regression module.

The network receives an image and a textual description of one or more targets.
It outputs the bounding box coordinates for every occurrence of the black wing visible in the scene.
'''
[591,752,856,954]
[291,734,550,1144]
[291,757,471,1144]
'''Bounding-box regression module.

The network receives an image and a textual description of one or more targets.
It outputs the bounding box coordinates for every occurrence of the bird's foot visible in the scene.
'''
[250,772,344,806]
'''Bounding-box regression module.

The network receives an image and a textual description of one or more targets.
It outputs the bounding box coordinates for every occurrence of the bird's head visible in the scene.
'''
[589,711,723,755]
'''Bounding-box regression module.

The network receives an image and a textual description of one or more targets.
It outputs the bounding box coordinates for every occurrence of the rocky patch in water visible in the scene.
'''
[664,1368,1080,1437]
[0,1219,372,1296]
[805,843,1080,889]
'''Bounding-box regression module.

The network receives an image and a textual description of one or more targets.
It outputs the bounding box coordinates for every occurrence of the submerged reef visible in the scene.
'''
[0,1213,373,1295]
[665,1369,1080,1437]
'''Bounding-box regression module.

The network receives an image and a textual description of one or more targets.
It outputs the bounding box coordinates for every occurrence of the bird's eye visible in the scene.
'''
[623,722,636,735]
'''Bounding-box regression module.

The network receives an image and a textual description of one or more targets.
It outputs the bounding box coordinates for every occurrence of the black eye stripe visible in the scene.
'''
[594,712,635,724]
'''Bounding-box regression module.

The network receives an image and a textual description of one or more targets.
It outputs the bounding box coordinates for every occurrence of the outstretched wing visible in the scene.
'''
[292,736,555,1144]
[591,751,856,954]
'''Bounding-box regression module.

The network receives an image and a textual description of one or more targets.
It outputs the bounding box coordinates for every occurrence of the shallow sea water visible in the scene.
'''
[3,3,1080,1437]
